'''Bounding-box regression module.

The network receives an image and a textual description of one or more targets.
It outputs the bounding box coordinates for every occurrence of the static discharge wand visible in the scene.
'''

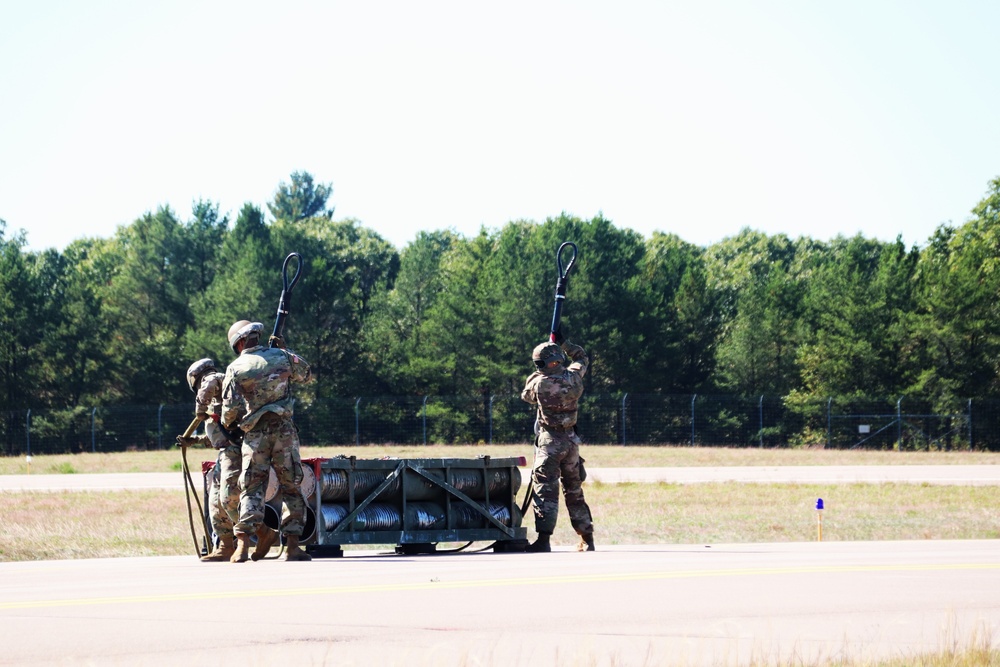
[271,252,303,347]
[549,241,578,342]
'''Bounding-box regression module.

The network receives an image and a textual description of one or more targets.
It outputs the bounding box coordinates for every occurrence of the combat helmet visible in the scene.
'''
[186,358,216,392]
[532,341,566,372]
[227,320,265,354]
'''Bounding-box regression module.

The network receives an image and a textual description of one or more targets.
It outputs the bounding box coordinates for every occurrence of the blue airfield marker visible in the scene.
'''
[815,498,824,541]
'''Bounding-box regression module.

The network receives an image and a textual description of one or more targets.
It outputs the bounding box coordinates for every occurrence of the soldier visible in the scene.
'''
[520,331,595,552]
[178,358,278,562]
[222,320,313,562]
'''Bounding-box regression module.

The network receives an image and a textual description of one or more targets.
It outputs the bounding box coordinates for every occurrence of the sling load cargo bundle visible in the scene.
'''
[203,454,527,557]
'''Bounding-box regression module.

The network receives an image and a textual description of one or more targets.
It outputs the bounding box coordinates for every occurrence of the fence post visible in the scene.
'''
[759,395,764,448]
[354,398,361,446]
[488,394,494,445]
[157,404,164,449]
[91,407,97,453]
[422,396,428,446]
[26,409,31,457]
[967,398,973,451]
[690,394,697,446]
[826,397,832,448]
[896,395,904,450]
[620,393,628,445]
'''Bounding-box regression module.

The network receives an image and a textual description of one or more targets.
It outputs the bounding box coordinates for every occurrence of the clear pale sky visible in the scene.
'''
[2,1,999,252]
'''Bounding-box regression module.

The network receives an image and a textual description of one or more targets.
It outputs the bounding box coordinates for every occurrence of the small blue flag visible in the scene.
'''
[815,498,824,510]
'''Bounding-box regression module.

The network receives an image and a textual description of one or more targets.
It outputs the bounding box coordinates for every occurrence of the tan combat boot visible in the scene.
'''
[200,534,235,562]
[250,525,279,561]
[281,535,312,561]
[230,534,251,563]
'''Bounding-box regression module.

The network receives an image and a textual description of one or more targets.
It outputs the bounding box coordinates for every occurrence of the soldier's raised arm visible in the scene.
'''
[285,349,312,385]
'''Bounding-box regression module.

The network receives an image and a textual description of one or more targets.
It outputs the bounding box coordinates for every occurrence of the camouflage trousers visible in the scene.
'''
[530,429,593,536]
[208,439,241,540]
[234,413,306,538]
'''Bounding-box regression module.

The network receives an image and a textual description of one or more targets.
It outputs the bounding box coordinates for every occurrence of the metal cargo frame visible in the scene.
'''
[306,455,528,557]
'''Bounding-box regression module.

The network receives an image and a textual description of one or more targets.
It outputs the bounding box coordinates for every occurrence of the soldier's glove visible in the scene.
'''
[178,434,211,448]
[268,335,286,349]
[552,327,565,345]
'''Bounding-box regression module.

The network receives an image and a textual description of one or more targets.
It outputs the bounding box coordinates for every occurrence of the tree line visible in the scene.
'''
[3,171,1000,442]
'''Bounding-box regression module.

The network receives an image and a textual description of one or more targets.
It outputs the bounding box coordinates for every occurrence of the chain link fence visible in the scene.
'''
[3,394,998,456]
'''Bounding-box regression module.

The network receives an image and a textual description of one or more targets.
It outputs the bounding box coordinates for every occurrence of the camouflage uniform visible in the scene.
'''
[521,340,594,538]
[195,371,241,542]
[222,344,312,539]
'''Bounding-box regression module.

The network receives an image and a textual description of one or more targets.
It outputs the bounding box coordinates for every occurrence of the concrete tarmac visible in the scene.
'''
[0,540,997,666]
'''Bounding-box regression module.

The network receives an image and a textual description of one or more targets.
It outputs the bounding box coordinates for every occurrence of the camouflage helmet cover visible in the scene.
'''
[227,320,265,354]
[532,341,565,372]
[186,358,216,392]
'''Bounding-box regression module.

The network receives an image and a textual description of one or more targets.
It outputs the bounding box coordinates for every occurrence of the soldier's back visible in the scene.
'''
[229,347,292,410]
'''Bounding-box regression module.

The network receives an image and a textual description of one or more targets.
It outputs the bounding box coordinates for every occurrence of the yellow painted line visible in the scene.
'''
[1,562,997,611]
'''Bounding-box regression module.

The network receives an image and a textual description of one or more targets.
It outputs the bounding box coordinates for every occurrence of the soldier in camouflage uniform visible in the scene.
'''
[179,357,270,562]
[222,320,314,563]
[520,333,595,552]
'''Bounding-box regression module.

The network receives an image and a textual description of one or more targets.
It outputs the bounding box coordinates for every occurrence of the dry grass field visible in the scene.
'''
[6,480,997,563]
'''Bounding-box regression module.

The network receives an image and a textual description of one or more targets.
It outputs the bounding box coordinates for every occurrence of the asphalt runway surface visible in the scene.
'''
[1,541,997,667]
[1,467,997,666]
